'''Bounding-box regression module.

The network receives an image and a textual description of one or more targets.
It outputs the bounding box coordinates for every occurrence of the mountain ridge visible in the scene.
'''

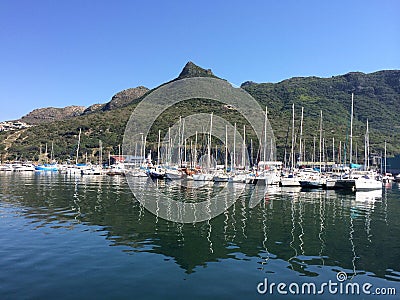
[20,105,86,124]
[15,86,150,125]
[1,62,399,162]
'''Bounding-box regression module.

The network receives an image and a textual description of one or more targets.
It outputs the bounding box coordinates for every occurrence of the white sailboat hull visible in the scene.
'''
[193,174,213,181]
[280,177,300,187]
[165,170,183,180]
[355,178,382,191]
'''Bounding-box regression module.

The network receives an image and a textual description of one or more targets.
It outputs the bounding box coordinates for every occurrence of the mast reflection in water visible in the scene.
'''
[0,173,399,299]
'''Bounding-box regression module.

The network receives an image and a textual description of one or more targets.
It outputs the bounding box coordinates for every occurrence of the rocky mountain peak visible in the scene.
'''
[177,61,216,79]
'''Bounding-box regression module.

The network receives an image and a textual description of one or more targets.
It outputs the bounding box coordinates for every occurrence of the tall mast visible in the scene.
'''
[182,118,185,166]
[270,138,274,162]
[384,140,387,174]
[208,113,213,170]
[190,139,193,169]
[332,137,335,163]
[299,106,304,164]
[233,123,236,171]
[75,128,81,165]
[184,139,187,166]
[319,110,323,172]
[99,140,102,166]
[167,127,171,165]
[178,116,182,165]
[225,125,228,171]
[364,119,369,170]
[143,136,147,163]
[140,133,144,164]
[194,131,198,167]
[250,139,253,166]
[263,106,268,162]
[291,103,295,170]
[313,136,316,167]
[355,143,358,164]
[50,141,54,161]
[242,125,246,169]
[367,119,369,170]
[157,129,161,165]
[349,93,354,165]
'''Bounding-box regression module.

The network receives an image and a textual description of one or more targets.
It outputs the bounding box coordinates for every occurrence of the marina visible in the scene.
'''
[0,172,399,299]
[1,96,395,192]
[1,1,398,299]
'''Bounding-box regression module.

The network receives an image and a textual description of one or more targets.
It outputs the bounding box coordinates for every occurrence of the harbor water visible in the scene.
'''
[0,172,399,299]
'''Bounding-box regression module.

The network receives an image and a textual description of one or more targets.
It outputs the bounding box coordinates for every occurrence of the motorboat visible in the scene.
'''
[354,173,382,191]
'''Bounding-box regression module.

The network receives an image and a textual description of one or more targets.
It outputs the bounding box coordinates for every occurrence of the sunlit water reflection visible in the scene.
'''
[0,172,399,299]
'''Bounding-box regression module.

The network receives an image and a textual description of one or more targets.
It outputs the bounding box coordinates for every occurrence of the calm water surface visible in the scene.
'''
[0,172,399,299]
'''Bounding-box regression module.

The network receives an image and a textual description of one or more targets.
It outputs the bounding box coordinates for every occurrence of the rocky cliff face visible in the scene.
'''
[82,103,105,115]
[102,86,149,111]
[20,105,86,124]
[19,86,150,122]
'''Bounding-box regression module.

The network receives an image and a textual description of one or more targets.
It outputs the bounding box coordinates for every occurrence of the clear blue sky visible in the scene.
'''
[0,0,399,121]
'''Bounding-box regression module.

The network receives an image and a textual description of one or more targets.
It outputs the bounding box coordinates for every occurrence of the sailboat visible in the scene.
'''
[382,141,394,183]
[228,123,247,183]
[281,104,301,187]
[326,94,356,190]
[253,106,281,185]
[299,110,326,189]
[213,125,230,182]
[193,113,215,181]
[354,119,382,191]
[35,141,59,172]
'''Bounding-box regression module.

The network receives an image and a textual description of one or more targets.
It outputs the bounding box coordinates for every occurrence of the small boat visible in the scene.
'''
[382,173,394,183]
[148,166,165,179]
[62,164,89,175]
[192,173,213,181]
[0,163,14,171]
[81,165,104,175]
[213,173,230,182]
[107,165,126,176]
[245,172,267,185]
[325,177,355,190]
[264,170,281,185]
[230,173,247,183]
[280,173,301,187]
[257,161,282,185]
[395,174,400,183]
[354,173,382,191]
[13,164,36,172]
[298,168,326,189]
[165,168,183,180]
[299,179,326,189]
[127,167,148,177]
[35,164,59,171]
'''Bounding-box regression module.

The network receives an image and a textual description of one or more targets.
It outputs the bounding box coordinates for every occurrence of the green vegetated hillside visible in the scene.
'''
[241,70,400,160]
[1,62,399,163]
